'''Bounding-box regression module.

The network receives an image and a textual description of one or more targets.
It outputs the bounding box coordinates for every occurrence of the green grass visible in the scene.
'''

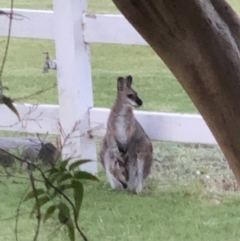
[1,142,240,241]
[0,0,239,113]
[1,0,240,240]
[0,164,240,241]
[0,39,196,112]
[1,38,196,112]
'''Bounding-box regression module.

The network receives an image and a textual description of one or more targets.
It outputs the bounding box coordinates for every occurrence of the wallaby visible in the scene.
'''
[99,75,153,193]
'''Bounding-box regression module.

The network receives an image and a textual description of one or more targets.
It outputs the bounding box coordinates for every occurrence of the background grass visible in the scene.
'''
[1,0,240,112]
[1,0,240,241]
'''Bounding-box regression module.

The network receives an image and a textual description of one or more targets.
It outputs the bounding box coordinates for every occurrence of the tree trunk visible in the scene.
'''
[112,0,240,183]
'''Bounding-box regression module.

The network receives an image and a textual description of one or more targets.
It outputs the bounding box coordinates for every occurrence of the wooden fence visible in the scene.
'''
[0,1,217,173]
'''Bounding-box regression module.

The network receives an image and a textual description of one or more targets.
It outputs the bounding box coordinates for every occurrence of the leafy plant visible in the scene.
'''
[23,159,99,241]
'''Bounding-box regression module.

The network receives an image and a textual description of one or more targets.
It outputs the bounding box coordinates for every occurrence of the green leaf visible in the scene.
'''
[48,172,62,186]
[57,173,73,184]
[74,171,99,182]
[68,160,92,171]
[58,183,73,191]
[45,168,61,189]
[43,205,57,223]
[3,86,9,91]
[72,180,83,221]
[33,195,51,210]
[50,184,73,199]
[1,95,20,120]
[59,160,69,171]
[45,167,59,175]
[23,188,45,202]
[58,202,70,224]
[30,195,51,218]
[66,217,75,241]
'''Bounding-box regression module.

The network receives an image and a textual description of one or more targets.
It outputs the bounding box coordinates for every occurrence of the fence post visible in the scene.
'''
[53,0,97,174]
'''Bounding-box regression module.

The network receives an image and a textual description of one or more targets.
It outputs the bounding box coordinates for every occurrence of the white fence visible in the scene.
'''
[0,1,217,174]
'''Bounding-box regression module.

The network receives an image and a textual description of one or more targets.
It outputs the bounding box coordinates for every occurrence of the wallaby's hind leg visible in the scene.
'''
[104,151,124,190]
[127,157,148,194]
[135,158,144,194]
[127,158,144,194]
[127,163,138,192]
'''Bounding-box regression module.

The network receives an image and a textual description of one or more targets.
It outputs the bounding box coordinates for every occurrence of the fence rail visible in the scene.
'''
[0,9,147,45]
[0,104,217,145]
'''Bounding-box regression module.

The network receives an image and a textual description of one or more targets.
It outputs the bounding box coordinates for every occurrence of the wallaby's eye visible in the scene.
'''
[127,94,134,99]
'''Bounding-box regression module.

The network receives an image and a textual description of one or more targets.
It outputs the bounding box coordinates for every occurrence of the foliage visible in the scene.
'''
[22,159,99,241]
[0,95,20,120]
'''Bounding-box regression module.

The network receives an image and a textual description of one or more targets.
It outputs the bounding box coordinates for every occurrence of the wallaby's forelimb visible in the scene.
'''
[104,151,124,190]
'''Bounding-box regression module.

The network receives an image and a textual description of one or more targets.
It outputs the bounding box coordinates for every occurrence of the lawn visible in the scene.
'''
[1,0,240,241]
[1,167,240,241]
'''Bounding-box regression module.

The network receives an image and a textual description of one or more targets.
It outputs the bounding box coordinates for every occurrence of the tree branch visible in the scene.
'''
[29,172,41,241]
[15,184,30,241]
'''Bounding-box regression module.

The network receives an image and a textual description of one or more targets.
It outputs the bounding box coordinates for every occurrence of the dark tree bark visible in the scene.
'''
[112,0,240,183]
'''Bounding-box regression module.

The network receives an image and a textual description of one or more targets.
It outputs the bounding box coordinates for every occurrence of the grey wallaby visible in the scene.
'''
[99,75,153,193]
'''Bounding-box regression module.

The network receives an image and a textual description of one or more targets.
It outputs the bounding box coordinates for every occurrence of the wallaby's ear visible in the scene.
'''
[126,75,133,87]
[117,77,125,91]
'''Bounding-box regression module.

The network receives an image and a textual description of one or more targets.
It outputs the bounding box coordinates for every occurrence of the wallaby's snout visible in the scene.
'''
[117,75,143,108]
[134,95,143,107]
